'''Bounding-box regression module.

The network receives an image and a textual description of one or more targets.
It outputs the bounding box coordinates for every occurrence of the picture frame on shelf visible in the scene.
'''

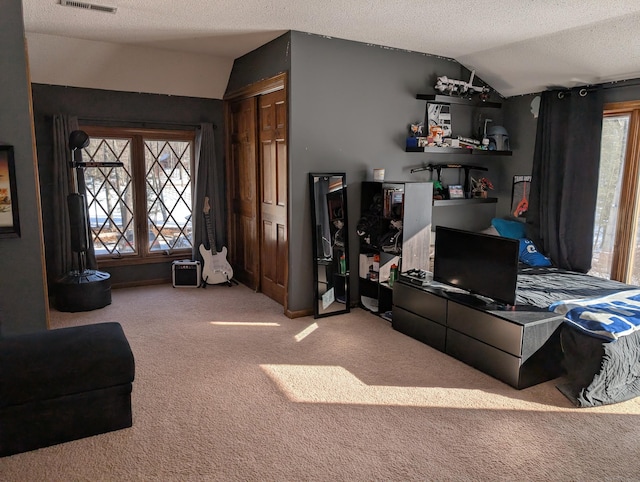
[426,103,452,138]
[448,184,464,199]
[0,145,20,238]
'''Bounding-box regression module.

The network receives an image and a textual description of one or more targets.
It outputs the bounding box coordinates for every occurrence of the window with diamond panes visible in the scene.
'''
[83,137,136,256]
[144,139,193,252]
[80,127,195,261]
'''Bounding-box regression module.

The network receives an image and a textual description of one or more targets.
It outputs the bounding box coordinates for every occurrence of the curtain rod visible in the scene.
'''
[602,78,640,90]
[554,78,640,98]
[75,116,216,129]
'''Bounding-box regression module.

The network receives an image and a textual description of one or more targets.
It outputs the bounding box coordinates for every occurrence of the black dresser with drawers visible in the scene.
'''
[392,280,565,389]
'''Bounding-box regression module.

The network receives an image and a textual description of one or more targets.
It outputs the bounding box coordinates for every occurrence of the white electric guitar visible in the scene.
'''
[199,196,234,285]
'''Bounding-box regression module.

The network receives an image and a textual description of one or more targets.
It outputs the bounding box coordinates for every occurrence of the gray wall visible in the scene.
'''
[603,82,640,104]
[230,33,640,315]
[288,31,498,312]
[225,33,291,95]
[498,82,640,220]
[0,1,49,335]
[496,94,540,219]
[31,84,223,287]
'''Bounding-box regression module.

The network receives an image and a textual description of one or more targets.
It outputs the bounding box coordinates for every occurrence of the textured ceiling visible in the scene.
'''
[21,0,640,97]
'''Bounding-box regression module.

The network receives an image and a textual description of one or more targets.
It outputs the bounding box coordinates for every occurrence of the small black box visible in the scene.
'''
[172,260,201,288]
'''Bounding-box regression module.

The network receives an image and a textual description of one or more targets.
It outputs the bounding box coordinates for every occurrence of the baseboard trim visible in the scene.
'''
[285,308,313,319]
[111,278,170,289]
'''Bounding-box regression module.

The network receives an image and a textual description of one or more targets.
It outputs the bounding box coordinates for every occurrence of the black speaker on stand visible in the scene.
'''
[53,130,122,312]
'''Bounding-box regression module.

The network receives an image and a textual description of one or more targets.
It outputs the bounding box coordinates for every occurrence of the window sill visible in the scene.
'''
[97,251,193,268]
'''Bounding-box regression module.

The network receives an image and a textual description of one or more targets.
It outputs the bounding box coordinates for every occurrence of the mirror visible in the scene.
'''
[309,173,350,318]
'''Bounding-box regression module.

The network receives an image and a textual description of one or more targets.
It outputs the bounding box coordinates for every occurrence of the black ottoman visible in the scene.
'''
[0,322,135,457]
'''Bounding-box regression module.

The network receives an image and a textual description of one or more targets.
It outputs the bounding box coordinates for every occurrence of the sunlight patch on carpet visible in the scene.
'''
[295,322,318,342]
[210,321,280,326]
[260,364,593,411]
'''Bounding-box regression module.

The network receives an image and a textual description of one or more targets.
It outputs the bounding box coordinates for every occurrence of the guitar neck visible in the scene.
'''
[204,211,217,254]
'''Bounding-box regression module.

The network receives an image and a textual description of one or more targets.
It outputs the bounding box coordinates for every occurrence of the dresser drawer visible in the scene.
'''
[393,282,447,324]
[392,306,446,352]
[447,302,523,356]
[446,329,522,388]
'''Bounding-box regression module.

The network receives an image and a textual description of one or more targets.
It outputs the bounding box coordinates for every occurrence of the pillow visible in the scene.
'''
[519,238,552,267]
[491,218,526,239]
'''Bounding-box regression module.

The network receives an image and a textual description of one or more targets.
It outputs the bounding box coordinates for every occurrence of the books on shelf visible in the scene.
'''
[382,187,404,218]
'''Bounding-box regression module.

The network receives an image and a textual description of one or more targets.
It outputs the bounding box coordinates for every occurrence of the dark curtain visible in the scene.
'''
[192,123,225,263]
[526,87,604,272]
[51,115,98,277]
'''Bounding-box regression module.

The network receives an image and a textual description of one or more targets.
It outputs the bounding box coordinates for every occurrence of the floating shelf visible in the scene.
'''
[434,197,498,207]
[406,146,512,156]
[416,94,502,109]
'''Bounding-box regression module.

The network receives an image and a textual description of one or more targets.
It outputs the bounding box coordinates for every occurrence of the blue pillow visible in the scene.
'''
[491,218,526,239]
[519,238,552,267]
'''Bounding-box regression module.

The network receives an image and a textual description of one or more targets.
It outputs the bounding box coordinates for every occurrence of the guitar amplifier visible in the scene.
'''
[172,260,201,288]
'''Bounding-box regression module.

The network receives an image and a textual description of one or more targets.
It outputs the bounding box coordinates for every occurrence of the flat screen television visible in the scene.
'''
[433,226,520,306]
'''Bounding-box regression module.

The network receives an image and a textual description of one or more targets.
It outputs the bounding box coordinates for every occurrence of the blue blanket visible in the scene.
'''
[550,289,640,341]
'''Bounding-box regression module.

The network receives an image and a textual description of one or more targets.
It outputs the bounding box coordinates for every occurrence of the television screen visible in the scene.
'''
[433,226,519,306]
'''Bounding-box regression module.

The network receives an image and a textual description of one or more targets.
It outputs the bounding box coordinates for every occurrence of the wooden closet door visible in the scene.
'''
[226,97,259,289]
[258,89,288,305]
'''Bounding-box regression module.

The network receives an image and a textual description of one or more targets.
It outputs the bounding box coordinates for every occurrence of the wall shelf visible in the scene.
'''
[406,146,512,156]
[434,197,498,207]
[416,94,502,109]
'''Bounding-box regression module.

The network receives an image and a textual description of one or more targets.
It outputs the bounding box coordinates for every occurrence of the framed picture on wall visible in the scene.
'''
[511,175,532,219]
[0,146,20,238]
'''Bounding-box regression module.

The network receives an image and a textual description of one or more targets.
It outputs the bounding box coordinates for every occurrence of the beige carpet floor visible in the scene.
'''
[2,283,640,481]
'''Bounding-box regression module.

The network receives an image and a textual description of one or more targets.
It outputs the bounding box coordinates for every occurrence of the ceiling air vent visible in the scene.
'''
[59,0,117,14]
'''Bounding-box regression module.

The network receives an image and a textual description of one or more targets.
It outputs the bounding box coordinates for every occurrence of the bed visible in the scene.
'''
[515,266,640,407]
